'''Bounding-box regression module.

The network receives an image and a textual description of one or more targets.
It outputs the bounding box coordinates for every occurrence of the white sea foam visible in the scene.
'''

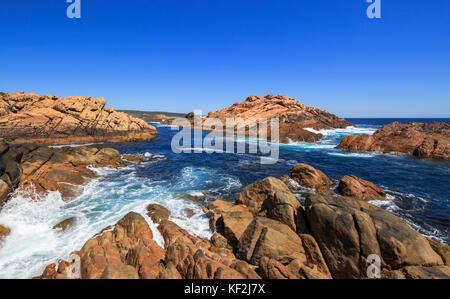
[304,126,377,136]
[0,161,232,278]
[328,152,378,158]
[49,142,104,148]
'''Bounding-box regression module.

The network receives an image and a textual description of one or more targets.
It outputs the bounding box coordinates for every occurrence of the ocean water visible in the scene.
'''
[0,118,448,278]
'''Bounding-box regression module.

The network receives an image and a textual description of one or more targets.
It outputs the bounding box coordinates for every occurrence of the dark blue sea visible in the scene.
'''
[0,118,448,278]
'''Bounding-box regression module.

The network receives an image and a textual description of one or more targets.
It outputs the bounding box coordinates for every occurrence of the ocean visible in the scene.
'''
[0,118,448,278]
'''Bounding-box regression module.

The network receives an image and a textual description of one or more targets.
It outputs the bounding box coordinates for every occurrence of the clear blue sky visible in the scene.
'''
[1,0,449,117]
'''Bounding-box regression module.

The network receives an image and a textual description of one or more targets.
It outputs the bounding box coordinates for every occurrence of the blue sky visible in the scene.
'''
[1,0,449,117]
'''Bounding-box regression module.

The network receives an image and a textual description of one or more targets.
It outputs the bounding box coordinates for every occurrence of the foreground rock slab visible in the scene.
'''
[305,193,445,279]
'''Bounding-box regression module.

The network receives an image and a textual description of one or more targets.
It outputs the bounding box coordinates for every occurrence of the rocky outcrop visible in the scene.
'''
[290,163,332,194]
[304,193,445,279]
[0,92,157,145]
[338,175,386,200]
[0,139,144,205]
[158,219,260,279]
[202,94,351,143]
[337,122,450,160]
[41,212,166,279]
[41,211,261,279]
[204,200,254,248]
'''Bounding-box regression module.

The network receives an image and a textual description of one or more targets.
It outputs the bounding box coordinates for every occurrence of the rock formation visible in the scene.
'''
[0,139,144,206]
[199,94,352,143]
[338,175,386,200]
[305,193,446,279]
[290,163,333,194]
[337,121,450,160]
[0,92,157,145]
[38,177,450,279]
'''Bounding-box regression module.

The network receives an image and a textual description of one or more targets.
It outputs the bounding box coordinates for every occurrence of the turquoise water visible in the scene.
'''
[0,118,448,278]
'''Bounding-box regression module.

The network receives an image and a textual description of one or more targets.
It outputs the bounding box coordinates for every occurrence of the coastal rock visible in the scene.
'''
[158,219,260,279]
[0,92,157,145]
[100,264,140,279]
[383,265,450,279]
[258,256,299,279]
[52,217,75,232]
[80,212,165,279]
[290,163,332,194]
[427,238,450,267]
[236,177,300,231]
[204,200,253,239]
[203,94,351,143]
[122,154,144,163]
[337,122,450,160]
[237,216,307,265]
[146,204,171,224]
[338,175,386,200]
[0,224,10,243]
[40,212,166,279]
[304,193,444,278]
[0,143,136,202]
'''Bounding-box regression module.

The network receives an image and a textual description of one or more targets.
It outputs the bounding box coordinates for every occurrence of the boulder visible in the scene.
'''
[304,193,444,278]
[146,204,171,224]
[204,200,254,246]
[236,177,300,231]
[290,163,332,194]
[338,175,386,200]
[158,219,260,279]
[237,216,307,265]
[258,256,298,279]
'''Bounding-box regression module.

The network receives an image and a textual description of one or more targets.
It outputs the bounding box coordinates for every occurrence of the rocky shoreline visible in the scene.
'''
[174,94,352,144]
[0,92,448,279]
[37,163,450,279]
[337,121,450,160]
[0,92,157,145]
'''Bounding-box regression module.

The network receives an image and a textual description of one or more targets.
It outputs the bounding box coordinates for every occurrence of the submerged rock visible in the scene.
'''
[0,224,10,243]
[52,217,75,232]
[338,175,386,200]
[337,121,450,160]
